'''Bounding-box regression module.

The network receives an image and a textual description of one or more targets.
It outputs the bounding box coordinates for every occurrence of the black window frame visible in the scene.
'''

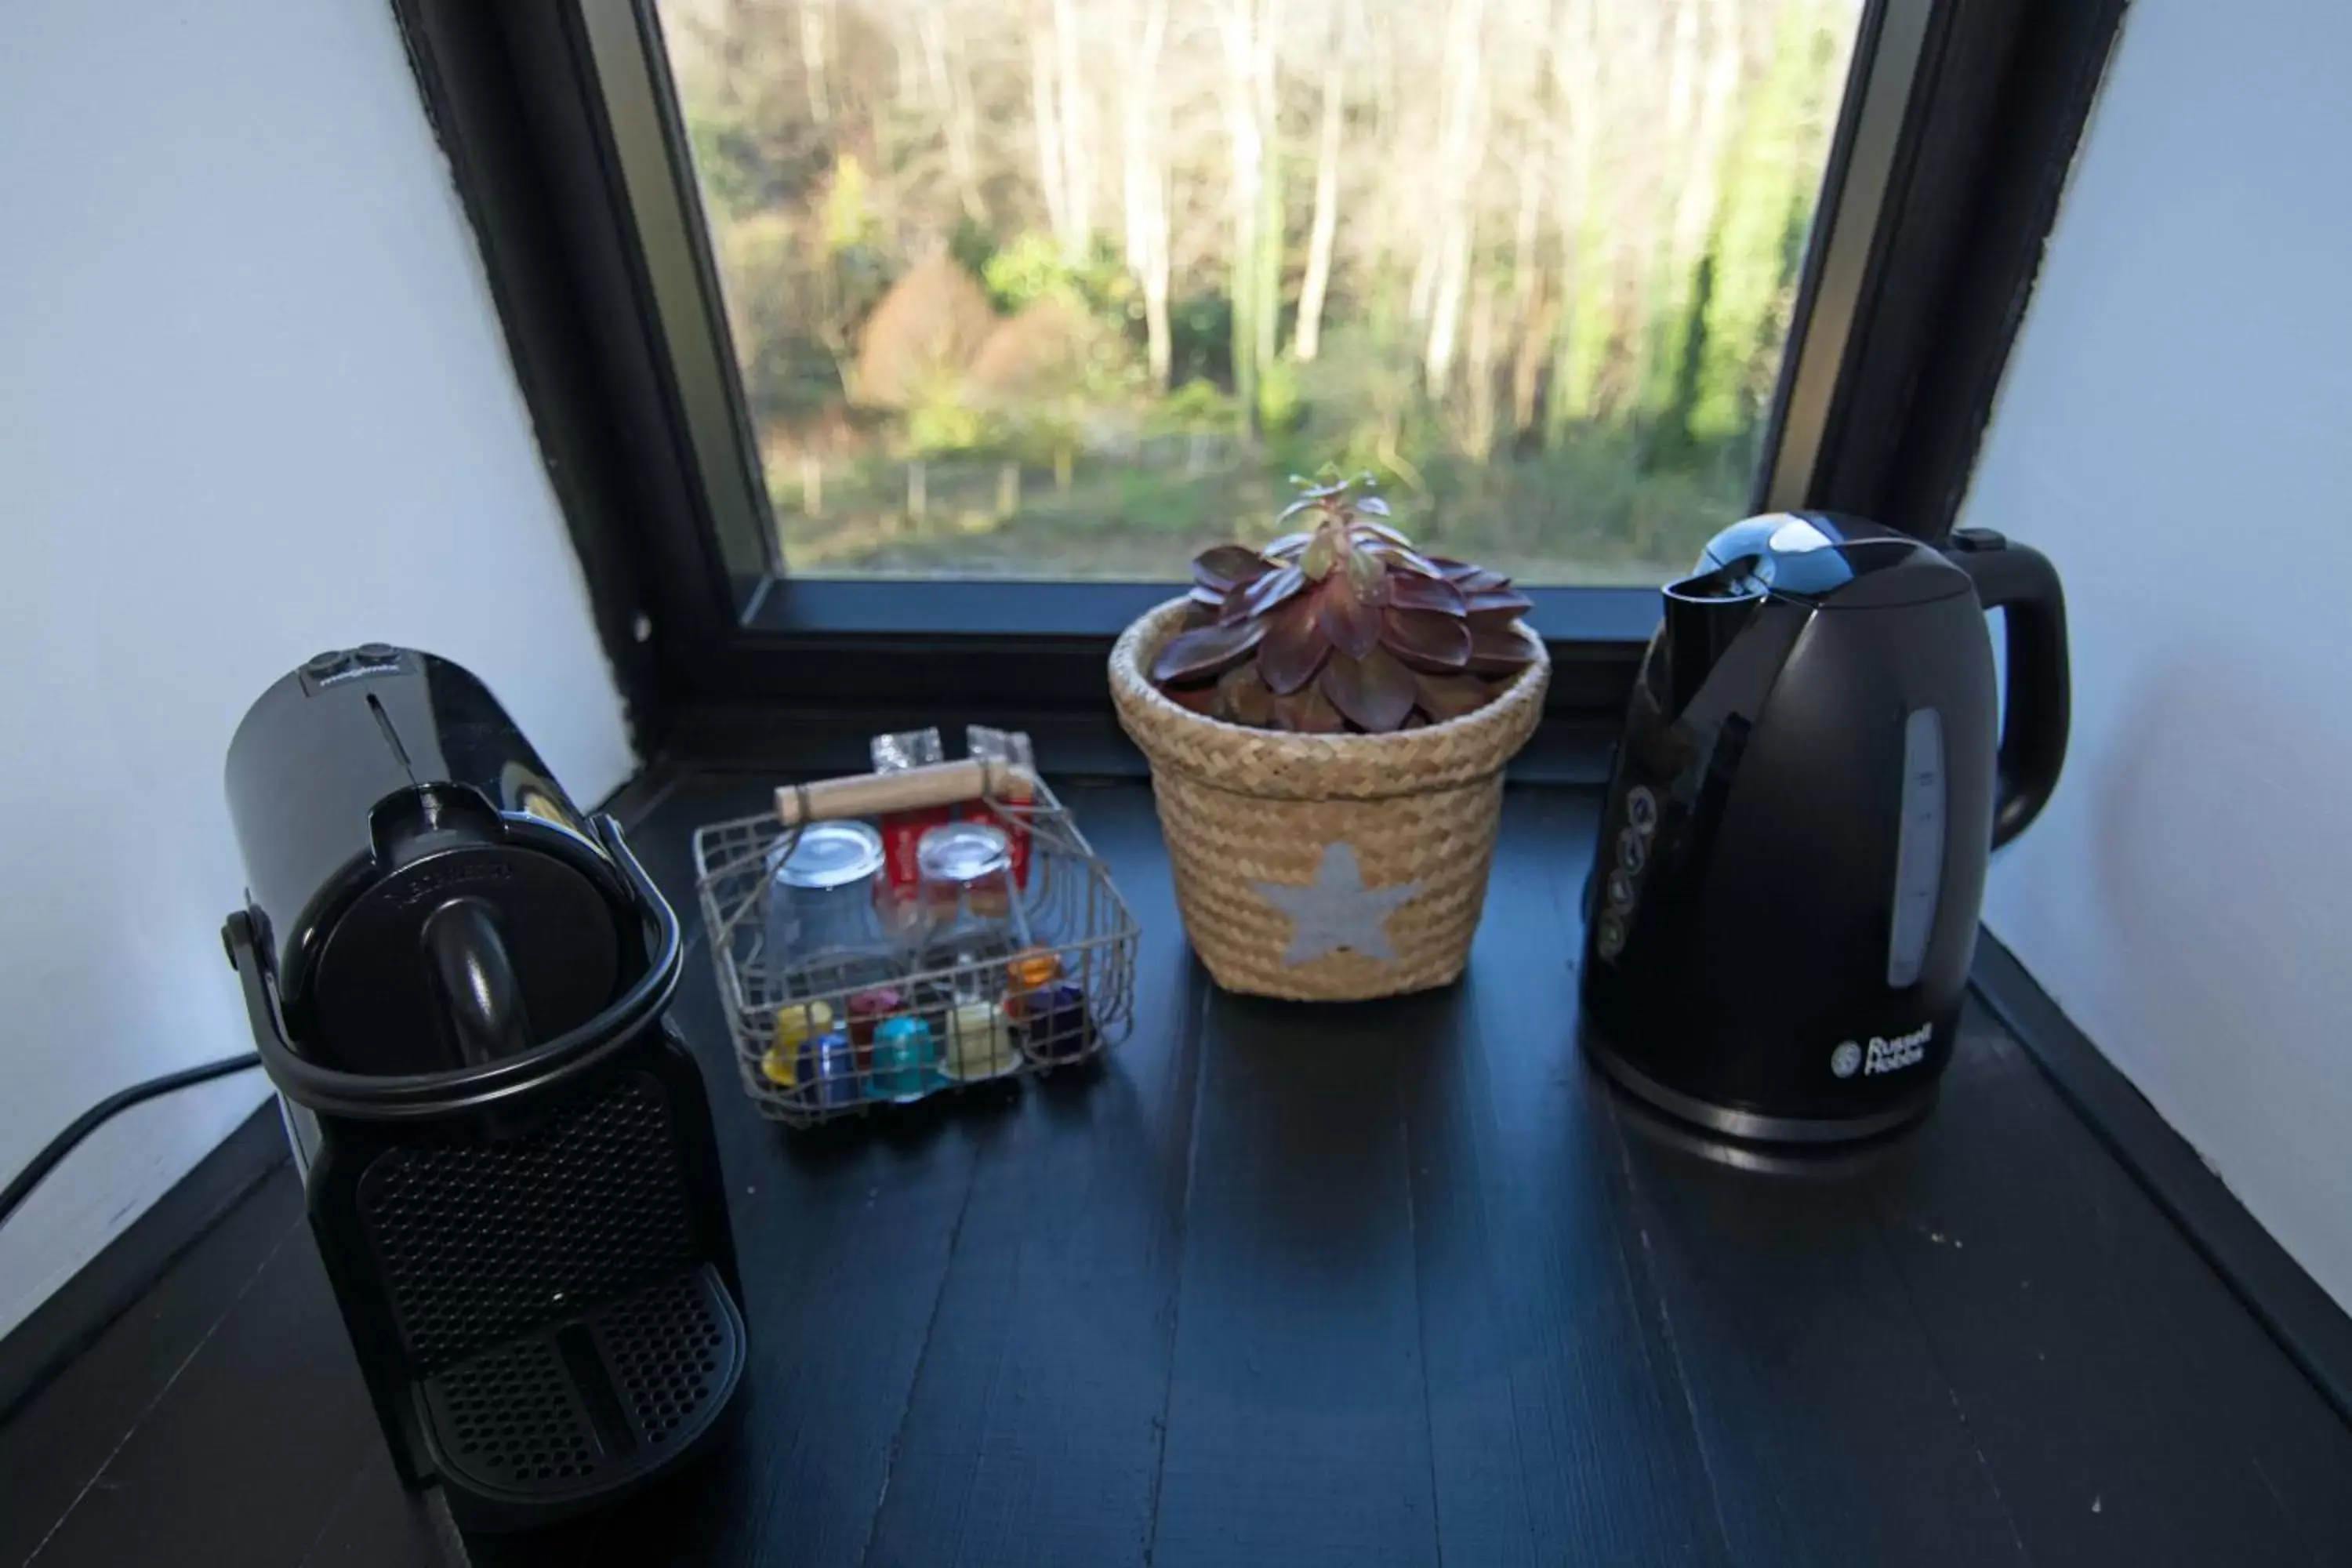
[393,0,2124,764]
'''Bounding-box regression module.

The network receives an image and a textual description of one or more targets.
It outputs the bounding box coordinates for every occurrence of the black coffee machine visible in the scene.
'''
[1581,514,2068,1141]
[222,646,745,1530]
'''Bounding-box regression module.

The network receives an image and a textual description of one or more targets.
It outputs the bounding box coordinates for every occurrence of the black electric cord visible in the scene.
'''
[0,1054,266,1230]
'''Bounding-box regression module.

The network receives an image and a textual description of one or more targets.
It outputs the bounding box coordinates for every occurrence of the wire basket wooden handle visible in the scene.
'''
[774,759,1038,826]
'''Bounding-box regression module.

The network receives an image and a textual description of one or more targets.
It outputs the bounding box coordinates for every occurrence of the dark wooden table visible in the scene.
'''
[8,772,2351,1567]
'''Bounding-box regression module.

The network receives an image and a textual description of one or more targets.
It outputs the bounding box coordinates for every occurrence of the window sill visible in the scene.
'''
[705,578,1656,725]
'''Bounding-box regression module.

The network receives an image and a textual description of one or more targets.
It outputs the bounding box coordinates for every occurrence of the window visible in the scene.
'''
[397,0,2123,737]
[653,0,1864,586]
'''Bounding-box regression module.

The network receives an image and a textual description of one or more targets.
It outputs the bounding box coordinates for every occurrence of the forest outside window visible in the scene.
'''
[653,0,1865,586]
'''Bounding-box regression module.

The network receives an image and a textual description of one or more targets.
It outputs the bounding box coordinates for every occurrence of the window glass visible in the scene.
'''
[657,0,1862,584]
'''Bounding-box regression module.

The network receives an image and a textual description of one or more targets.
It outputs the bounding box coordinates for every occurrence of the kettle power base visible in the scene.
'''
[1581,1025,1937,1145]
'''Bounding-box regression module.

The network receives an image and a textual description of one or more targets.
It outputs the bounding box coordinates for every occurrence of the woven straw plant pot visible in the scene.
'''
[1111,598,1549,1001]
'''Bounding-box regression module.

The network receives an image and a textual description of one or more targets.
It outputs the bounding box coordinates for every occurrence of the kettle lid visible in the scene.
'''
[1695,512,1968,610]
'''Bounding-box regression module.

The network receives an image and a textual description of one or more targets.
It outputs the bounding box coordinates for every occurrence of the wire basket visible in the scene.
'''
[692,779,1138,1127]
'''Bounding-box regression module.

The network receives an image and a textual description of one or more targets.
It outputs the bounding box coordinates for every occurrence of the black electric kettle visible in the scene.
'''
[1580,513,2068,1142]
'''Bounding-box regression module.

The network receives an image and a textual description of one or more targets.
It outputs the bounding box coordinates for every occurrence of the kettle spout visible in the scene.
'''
[1661,559,1765,713]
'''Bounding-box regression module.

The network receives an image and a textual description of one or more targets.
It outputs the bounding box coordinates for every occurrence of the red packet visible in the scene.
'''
[965,727,1034,890]
[871,729,949,923]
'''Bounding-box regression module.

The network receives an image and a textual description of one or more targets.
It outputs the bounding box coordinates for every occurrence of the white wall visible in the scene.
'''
[0,0,633,1337]
[1964,0,2352,1308]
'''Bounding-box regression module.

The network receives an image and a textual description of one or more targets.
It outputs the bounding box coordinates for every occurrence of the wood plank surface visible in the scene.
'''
[858,785,1203,1568]
[1148,983,1443,1568]
[1861,1018,2352,1566]
[1403,792,1726,1568]
[0,1174,305,1567]
[6,771,2350,1568]
[20,1218,379,1566]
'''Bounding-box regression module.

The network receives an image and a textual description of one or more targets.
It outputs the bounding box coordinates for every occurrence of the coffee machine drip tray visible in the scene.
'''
[415,1264,745,1527]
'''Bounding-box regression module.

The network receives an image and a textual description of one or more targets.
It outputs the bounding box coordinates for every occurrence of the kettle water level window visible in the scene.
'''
[650,0,1867,586]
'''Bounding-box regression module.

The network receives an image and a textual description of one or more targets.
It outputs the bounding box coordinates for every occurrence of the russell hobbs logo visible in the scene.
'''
[1831,1022,1933,1079]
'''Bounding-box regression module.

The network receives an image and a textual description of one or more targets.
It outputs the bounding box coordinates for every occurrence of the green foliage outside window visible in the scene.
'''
[662,0,1860,583]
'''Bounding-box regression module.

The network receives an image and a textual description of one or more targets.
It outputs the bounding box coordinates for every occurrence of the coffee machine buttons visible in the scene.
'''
[1605,868,1636,911]
[1625,786,1659,836]
[299,645,411,692]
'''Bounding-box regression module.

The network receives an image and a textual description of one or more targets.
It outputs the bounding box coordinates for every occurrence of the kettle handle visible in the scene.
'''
[1948,530,2070,848]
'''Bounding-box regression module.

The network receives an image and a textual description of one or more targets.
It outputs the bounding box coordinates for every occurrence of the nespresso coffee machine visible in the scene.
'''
[221,646,744,1530]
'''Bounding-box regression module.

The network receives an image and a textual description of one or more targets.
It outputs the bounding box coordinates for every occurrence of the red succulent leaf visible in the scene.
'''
[1192,543,1270,591]
[1254,562,1308,608]
[1152,617,1267,684]
[1425,557,1517,593]
[1387,570,1467,615]
[1221,562,1305,622]
[1462,586,1534,618]
[1381,607,1472,670]
[1164,681,1221,716]
[1316,575,1383,659]
[1181,482,1512,733]
[1258,594,1331,695]
[1414,671,1495,722]
[1271,684,1347,733]
[1367,541,1443,578]
[1216,662,1277,728]
[1319,644,1418,733]
[1465,621,1542,677]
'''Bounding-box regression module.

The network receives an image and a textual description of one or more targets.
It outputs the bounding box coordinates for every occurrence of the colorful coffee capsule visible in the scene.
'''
[845,986,903,1059]
[1007,949,1061,989]
[811,1029,863,1108]
[764,1001,837,1094]
[1017,982,1094,1064]
[940,1001,1020,1081]
[1004,949,1062,1022]
[871,1015,937,1102]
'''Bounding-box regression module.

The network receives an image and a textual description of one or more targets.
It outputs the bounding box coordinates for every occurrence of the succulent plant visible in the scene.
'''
[1151,469,1541,734]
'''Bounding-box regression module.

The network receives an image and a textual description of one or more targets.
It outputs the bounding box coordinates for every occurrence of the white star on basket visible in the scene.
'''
[1252,843,1423,966]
